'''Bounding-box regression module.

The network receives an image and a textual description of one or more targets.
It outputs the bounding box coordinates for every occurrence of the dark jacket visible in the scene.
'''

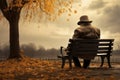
[72,25,100,39]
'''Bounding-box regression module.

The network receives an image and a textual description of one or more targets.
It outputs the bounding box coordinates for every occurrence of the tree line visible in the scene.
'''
[0,43,120,60]
[0,43,60,59]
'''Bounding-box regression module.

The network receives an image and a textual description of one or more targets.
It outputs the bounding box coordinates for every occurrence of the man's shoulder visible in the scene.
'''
[75,27,85,32]
[90,26,100,31]
[90,26,100,34]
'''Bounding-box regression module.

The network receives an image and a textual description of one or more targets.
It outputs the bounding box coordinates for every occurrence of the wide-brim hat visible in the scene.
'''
[77,15,92,25]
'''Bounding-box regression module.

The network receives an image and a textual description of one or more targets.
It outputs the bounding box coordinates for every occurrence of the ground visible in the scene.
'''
[0,58,120,80]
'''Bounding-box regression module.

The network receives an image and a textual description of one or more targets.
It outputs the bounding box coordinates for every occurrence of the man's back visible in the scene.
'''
[71,15,101,68]
[72,25,100,39]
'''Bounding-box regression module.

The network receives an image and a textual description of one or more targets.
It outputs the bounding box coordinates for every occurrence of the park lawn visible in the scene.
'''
[0,58,119,80]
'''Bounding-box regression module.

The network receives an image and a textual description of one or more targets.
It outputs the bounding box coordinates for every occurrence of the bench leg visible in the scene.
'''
[107,56,112,68]
[68,56,72,69]
[100,56,105,67]
[61,58,66,68]
[61,56,72,69]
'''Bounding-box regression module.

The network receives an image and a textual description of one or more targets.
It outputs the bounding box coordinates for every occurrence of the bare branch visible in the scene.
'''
[21,0,29,5]
[0,0,8,11]
[21,0,36,5]
[0,0,10,20]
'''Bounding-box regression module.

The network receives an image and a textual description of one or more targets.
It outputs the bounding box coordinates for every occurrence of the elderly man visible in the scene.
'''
[72,15,100,68]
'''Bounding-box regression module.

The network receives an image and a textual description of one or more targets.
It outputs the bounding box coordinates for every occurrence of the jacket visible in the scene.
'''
[72,25,100,39]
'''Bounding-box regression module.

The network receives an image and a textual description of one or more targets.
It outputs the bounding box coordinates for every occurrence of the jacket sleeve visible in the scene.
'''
[96,28,100,39]
[72,29,80,39]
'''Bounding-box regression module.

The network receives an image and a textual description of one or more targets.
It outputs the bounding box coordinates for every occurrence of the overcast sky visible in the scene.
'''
[0,0,120,49]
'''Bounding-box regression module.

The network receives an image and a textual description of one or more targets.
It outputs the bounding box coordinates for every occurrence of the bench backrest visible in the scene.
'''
[68,39,114,59]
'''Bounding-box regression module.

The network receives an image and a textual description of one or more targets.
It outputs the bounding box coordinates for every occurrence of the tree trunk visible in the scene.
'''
[0,0,25,59]
[8,12,22,59]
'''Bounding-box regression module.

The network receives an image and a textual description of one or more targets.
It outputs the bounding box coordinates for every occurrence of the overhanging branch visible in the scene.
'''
[0,0,10,20]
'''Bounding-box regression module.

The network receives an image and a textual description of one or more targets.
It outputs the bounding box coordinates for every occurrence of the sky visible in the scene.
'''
[0,0,120,50]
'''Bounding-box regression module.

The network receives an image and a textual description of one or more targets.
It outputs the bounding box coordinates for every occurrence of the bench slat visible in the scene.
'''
[98,47,113,50]
[98,39,114,42]
[99,43,113,46]
[71,48,98,51]
[69,39,114,42]
[97,50,112,53]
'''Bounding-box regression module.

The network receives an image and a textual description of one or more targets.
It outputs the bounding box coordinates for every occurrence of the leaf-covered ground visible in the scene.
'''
[0,58,120,80]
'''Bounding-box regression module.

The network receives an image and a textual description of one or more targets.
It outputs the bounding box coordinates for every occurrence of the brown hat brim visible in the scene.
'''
[77,21,92,25]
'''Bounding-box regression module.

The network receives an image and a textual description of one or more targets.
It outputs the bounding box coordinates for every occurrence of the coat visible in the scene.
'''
[73,25,100,39]
[72,24,100,59]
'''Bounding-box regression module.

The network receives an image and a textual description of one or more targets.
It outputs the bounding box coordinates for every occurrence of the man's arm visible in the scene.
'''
[97,28,100,39]
[72,29,82,39]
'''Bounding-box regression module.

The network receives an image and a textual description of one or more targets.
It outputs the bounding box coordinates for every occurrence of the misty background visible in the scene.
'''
[0,43,120,63]
[0,43,59,60]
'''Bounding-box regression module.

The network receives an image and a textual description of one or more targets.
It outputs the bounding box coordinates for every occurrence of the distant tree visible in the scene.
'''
[46,48,59,59]
[0,45,9,58]
[37,47,59,59]
[0,0,76,59]
[21,43,37,57]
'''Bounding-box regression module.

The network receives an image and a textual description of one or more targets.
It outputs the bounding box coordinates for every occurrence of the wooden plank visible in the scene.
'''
[71,47,98,51]
[97,51,112,53]
[98,39,114,42]
[72,43,98,45]
[71,51,97,55]
[69,39,114,42]
[71,45,97,47]
[71,43,98,48]
[70,49,112,54]
[97,53,107,56]
[99,43,113,46]
[69,39,99,43]
[98,47,113,50]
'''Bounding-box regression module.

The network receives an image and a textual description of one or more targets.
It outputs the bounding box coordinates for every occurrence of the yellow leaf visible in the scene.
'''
[74,10,77,14]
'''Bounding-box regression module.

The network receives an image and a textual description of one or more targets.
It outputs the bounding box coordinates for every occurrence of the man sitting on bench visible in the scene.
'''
[70,15,100,68]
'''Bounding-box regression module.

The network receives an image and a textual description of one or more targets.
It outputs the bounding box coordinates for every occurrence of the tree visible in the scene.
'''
[21,43,37,57]
[0,0,76,59]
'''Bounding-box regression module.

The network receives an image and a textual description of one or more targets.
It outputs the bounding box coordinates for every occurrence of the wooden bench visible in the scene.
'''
[58,39,114,68]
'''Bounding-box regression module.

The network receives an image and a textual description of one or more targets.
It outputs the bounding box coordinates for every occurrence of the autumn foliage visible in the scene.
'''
[0,58,119,80]
[6,0,77,21]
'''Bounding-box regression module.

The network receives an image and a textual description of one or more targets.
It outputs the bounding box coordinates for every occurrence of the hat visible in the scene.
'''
[77,15,92,25]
